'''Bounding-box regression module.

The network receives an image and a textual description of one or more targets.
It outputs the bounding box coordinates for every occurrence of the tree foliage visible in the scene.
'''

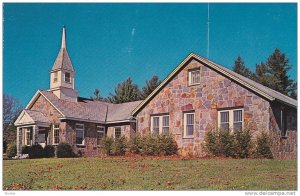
[3,94,22,144]
[233,56,253,79]
[254,49,297,99]
[107,77,140,103]
[232,49,297,99]
[140,75,161,99]
[90,88,105,101]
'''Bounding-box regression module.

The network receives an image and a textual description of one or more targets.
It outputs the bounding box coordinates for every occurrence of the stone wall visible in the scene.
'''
[30,94,63,123]
[136,59,271,156]
[269,103,297,159]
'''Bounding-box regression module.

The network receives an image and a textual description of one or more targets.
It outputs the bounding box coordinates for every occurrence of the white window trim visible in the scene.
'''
[52,124,60,145]
[217,108,244,131]
[75,123,85,145]
[150,115,170,135]
[97,126,105,146]
[188,69,200,86]
[25,129,32,146]
[114,127,121,139]
[183,112,195,138]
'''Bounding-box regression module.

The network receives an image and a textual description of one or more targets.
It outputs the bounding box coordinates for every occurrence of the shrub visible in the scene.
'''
[22,145,31,154]
[111,136,127,156]
[100,137,114,156]
[57,142,74,158]
[128,133,143,154]
[255,131,273,159]
[203,128,254,158]
[3,140,7,153]
[6,143,17,158]
[157,134,178,155]
[141,134,159,156]
[29,144,44,158]
[234,128,252,158]
[43,145,55,158]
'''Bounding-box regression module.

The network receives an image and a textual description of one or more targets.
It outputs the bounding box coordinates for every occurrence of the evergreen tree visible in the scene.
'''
[91,88,104,101]
[140,75,161,99]
[108,77,140,103]
[254,49,297,98]
[233,56,253,79]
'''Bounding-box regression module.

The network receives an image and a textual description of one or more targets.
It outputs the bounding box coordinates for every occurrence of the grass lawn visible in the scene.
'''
[3,157,297,190]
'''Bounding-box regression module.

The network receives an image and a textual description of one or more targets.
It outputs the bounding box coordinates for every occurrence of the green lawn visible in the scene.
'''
[3,157,297,190]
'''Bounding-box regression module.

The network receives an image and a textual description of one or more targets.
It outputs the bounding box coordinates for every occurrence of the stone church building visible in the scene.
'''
[14,27,297,159]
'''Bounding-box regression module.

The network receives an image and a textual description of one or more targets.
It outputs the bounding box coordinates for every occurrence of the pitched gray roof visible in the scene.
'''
[39,90,142,123]
[51,48,74,72]
[25,109,51,123]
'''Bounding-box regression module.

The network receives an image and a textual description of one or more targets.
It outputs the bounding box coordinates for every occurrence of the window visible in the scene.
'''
[65,72,71,83]
[162,116,169,135]
[188,69,200,85]
[53,124,60,145]
[184,113,194,137]
[218,109,244,132]
[97,126,105,145]
[151,115,170,135]
[53,72,58,83]
[114,127,121,139]
[152,116,160,135]
[25,128,32,146]
[75,124,84,145]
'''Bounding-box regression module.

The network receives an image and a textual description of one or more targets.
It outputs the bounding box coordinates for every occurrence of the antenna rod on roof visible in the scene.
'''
[207,3,210,59]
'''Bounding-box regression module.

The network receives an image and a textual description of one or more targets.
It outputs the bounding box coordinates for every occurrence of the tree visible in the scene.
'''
[140,75,161,99]
[233,56,253,79]
[3,94,22,144]
[91,88,105,101]
[107,77,140,103]
[253,49,297,98]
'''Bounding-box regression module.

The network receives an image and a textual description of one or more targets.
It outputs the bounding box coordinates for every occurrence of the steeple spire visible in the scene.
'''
[61,25,66,49]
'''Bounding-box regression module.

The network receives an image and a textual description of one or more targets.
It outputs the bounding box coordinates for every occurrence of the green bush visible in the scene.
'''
[57,142,74,158]
[43,145,55,158]
[234,128,252,158]
[219,129,236,157]
[22,145,31,154]
[141,134,159,156]
[6,143,17,158]
[29,144,44,159]
[128,133,143,154]
[111,136,127,156]
[100,137,114,156]
[157,134,178,155]
[255,131,273,159]
[203,129,236,157]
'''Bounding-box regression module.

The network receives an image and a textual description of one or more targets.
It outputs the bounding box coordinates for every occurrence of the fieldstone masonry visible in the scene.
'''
[136,59,296,159]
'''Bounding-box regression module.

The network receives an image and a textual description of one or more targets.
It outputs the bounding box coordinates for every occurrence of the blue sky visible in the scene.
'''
[3,3,297,107]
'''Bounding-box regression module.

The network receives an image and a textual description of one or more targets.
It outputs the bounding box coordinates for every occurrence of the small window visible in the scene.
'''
[53,124,60,145]
[152,116,160,135]
[25,129,32,146]
[65,72,71,83]
[97,126,105,146]
[184,113,194,137]
[162,115,170,135]
[188,69,200,85]
[220,111,230,131]
[218,109,244,132]
[114,127,121,139]
[233,110,243,132]
[53,72,58,83]
[75,124,84,145]
[151,115,170,135]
